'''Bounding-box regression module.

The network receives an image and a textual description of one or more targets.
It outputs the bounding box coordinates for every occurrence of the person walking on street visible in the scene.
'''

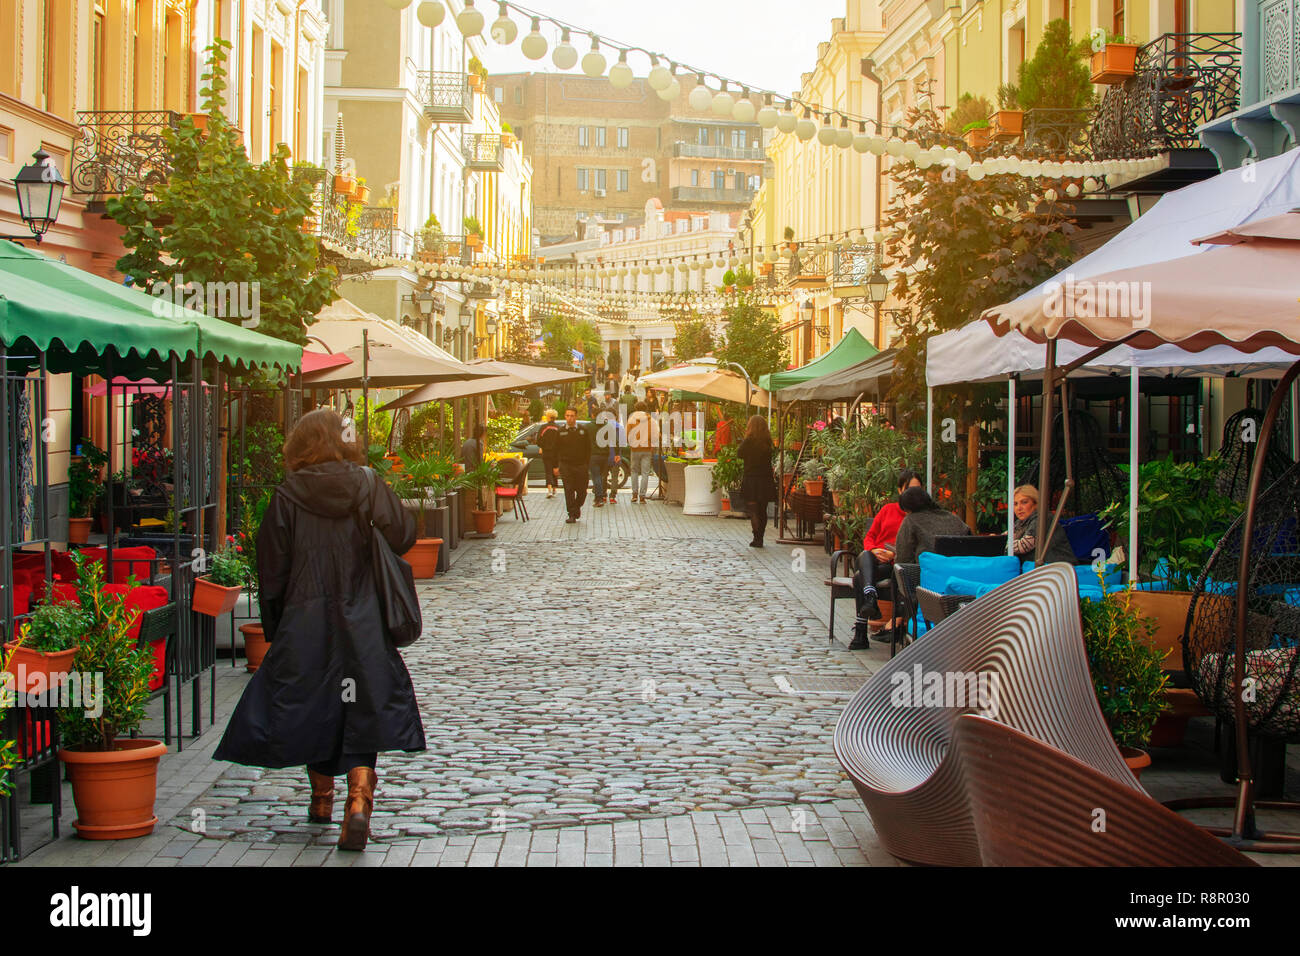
[214,409,425,851]
[556,407,592,522]
[461,423,485,470]
[538,409,560,498]
[584,388,598,421]
[738,415,778,547]
[602,409,626,505]
[626,400,658,503]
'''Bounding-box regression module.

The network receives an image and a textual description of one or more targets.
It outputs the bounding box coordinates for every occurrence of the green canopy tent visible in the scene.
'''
[756,326,879,392]
[1,240,304,762]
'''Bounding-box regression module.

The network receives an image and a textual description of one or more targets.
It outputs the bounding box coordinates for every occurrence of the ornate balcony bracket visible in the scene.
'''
[417,71,472,125]
[72,111,182,198]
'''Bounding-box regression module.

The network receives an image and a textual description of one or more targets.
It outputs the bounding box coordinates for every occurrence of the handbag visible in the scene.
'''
[357,467,423,648]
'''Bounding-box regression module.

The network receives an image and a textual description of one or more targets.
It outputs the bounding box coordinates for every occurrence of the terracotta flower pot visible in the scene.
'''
[402,538,442,579]
[192,576,242,617]
[831,490,844,509]
[472,509,497,534]
[4,642,79,693]
[333,174,355,196]
[239,622,269,672]
[1121,746,1151,780]
[1090,43,1139,85]
[67,516,93,545]
[803,478,825,497]
[989,109,1024,141]
[466,235,484,251]
[354,185,371,204]
[58,739,167,840]
[963,126,990,149]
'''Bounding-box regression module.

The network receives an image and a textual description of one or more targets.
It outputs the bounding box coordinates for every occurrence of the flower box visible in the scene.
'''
[333,174,356,196]
[354,184,371,204]
[989,110,1024,142]
[466,235,484,251]
[964,126,991,150]
[191,575,242,617]
[1090,43,1140,85]
[4,642,79,692]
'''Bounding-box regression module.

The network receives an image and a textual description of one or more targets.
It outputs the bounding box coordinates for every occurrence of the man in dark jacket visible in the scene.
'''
[894,486,971,563]
[556,407,592,522]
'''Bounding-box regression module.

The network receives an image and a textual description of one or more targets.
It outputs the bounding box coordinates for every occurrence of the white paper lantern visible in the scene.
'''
[552,29,578,70]
[456,0,484,36]
[416,1,445,27]
[688,79,712,112]
[656,78,680,101]
[967,163,986,182]
[732,97,756,123]
[520,18,547,59]
[852,131,872,153]
[835,127,853,149]
[902,140,922,160]
[609,53,634,89]
[1066,183,1080,198]
[776,112,798,134]
[581,37,607,77]
[647,60,672,91]
[795,115,817,141]
[756,103,779,129]
[816,119,836,146]
[489,3,516,43]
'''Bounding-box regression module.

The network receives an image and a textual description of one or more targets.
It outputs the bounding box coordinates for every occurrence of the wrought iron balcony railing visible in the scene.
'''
[1090,32,1241,159]
[1021,108,1094,158]
[672,142,768,161]
[415,232,473,265]
[670,185,756,204]
[462,133,504,172]
[72,110,181,197]
[416,71,473,125]
[831,242,880,287]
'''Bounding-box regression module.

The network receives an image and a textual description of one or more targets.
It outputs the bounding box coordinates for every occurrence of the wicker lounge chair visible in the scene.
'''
[833,563,1139,866]
[952,714,1254,866]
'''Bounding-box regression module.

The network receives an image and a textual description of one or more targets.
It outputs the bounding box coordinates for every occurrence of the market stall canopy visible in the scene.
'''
[984,212,1300,353]
[0,241,300,376]
[639,361,770,406]
[756,326,878,392]
[777,349,897,402]
[300,348,353,375]
[85,376,213,397]
[378,358,589,411]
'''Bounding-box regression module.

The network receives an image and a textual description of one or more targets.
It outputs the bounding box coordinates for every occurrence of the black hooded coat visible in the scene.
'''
[214,461,426,768]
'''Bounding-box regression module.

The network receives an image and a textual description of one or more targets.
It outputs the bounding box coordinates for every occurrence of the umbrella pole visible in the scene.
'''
[1007,376,1016,555]
[1129,364,1139,584]
[362,328,370,454]
[925,386,933,493]
[1035,340,1056,565]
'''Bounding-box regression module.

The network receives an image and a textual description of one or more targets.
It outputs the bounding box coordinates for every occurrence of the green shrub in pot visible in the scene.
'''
[1080,587,1169,751]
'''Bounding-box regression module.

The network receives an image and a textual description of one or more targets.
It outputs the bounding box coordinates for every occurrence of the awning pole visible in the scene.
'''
[1035,340,1057,565]
[1129,363,1139,585]
[1007,376,1016,555]
[925,386,933,493]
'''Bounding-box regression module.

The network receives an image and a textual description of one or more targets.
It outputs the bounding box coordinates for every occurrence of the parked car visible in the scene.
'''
[509,421,630,489]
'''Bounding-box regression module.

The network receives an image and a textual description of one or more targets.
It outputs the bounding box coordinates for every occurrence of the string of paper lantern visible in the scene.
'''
[383,0,1168,184]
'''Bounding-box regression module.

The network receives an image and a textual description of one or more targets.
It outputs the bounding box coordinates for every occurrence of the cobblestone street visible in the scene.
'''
[17,486,902,866]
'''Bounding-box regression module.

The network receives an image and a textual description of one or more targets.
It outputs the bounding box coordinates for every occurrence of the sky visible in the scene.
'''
[478,0,850,98]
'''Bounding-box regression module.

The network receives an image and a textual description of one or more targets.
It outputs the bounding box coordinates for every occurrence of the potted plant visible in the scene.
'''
[192,545,246,617]
[1090,33,1140,85]
[722,269,736,294]
[234,491,272,671]
[418,214,445,262]
[962,119,991,150]
[463,459,502,534]
[501,122,516,148]
[468,55,488,93]
[5,598,88,692]
[57,552,165,840]
[1080,587,1169,778]
[783,226,796,251]
[800,458,827,498]
[989,84,1024,141]
[67,440,108,544]
[464,216,484,251]
[353,176,371,205]
[333,172,356,196]
[392,454,453,578]
[708,443,745,512]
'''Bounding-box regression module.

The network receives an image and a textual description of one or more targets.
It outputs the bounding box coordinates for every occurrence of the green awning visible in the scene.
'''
[757,326,879,392]
[0,241,300,377]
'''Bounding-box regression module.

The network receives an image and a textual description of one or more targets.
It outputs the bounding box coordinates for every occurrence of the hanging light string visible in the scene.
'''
[403,0,1164,184]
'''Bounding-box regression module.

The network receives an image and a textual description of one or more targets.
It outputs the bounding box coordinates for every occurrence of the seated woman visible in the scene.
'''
[1010,484,1078,565]
[850,469,922,649]
[894,486,971,564]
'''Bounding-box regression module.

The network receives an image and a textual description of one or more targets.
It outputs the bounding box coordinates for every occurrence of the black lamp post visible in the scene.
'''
[866,268,890,347]
[5,149,66,244]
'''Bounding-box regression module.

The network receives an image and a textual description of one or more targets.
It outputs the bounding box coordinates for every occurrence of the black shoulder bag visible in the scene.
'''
[357,467,423,648]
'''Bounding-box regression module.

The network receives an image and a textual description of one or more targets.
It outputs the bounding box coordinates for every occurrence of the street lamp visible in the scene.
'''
[5,149,66,244]
[866,267,890,348]
[484,315,498,358]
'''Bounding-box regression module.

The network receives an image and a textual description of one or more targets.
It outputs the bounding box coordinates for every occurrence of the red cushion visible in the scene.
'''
[50,550,78,582]
[495,488,519,497]
[103,583,170,689]
[78,546,157,584]
[12,585,31,617]
[16,711,52,759]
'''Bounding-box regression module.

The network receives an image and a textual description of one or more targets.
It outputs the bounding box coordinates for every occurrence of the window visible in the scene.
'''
[731,129,746,149]
[514,86,522,105]
[576,167,589,191]
[690,169,699,186]
[578,126,589,147]
[595,126,606,147]
[1113,0,1124,36]
[617,127,629,149]
[696,126,708,146]
[595,168,607,191]
[91,8,106,111]
[716,128,725,146]
[493,86,503,103]
[0,126,12,163]
[617,169,628,192]
[712,169,726,190]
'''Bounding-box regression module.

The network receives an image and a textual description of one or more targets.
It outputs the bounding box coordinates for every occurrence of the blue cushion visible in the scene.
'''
[943,576,1003,598]
[919,552,1021,594]
[1060,513,1109,562]
[1075,563,1122,590]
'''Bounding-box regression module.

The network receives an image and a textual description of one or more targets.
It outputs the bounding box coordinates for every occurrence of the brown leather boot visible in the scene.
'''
[307,769,335,823]
[337,767,377,851]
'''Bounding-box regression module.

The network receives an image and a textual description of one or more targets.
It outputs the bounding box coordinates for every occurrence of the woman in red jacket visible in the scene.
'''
[850,469,921,649]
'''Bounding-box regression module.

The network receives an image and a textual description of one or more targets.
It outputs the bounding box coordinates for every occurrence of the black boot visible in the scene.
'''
[848,617,871,650]
[861,587,880,622]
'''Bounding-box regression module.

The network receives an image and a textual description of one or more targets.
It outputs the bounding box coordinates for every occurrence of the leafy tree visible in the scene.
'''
[718,297,788,381]
[945,92,994,134]
[107,38,335,349]
[539,314,601,368]
[672,316,715,362]
[1019,19,1094,113]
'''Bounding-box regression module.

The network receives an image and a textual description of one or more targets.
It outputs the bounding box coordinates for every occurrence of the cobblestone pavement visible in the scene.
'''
[15,485,1297,866]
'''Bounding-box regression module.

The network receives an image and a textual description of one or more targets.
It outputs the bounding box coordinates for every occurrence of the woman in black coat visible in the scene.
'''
[737,415,779,548]
[214,408,425,851]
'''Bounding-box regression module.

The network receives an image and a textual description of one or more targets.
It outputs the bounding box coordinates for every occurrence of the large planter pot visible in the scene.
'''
[4,642,78,692]
[1120,746,1151,780]
[192,576,243,617]
[1126,590,1193,658]
[1090,43,1139,84]
[333,174,355,196]
[665,459,687,505]
[989,109,1024,141]
[466,235,484,251]
[472,509,497,535]
[963,126,991,149]
[403,538,443,579]
[354,184,371,204]
[67,516,93,545]
[239,623,269,672]
[58,739,167,840]
[803,478,825,497]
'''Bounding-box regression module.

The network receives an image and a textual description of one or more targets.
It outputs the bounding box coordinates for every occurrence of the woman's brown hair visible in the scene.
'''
[743,415,771,447]
[283,408,364,473]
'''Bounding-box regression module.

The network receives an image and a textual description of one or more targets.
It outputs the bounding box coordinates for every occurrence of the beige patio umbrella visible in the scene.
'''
[639,361,770,406]
[983,208,1300,852]
[378,358,589,411]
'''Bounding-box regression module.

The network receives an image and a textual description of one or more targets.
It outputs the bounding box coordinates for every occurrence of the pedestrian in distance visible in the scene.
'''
[738,415,778,548]
[461,422,485,470]
[214,408,426,852]
[538,408,560,498]
[626,400,659,503]
[556,407,592,522]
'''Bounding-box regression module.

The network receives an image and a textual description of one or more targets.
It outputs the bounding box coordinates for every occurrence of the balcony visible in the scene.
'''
[298,175,396,274]
[1090,33,1242,160]
[415,232,473,266]
[670,185,756,205]
[672,142,768,161]
[1021,108,1094,159]
[465,280,496,300]
[71,111,181,201]
[416,71,472,125]
[462,133,504,172]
